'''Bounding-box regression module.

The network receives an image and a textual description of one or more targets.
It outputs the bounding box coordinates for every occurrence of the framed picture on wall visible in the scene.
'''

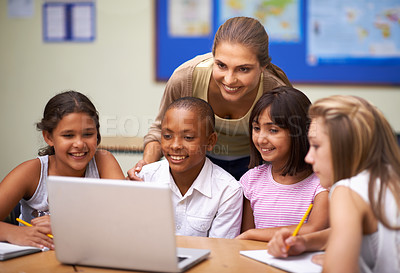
[43,1,96,42]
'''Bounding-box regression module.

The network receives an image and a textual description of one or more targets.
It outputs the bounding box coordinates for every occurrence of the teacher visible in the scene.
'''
[128,16,292,180]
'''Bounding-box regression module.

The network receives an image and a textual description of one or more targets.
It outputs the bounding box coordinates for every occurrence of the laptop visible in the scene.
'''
[47,176,210,272]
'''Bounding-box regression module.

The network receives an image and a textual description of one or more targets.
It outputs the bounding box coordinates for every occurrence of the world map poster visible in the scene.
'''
[307,0,400,65]
[219,0,301,42]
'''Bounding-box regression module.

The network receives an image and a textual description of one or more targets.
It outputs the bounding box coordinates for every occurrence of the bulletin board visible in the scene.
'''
[155,0,400,85]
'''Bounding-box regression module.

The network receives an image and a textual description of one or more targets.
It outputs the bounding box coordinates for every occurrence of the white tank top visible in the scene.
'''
[331,171,400,273]
[19,155,99,223]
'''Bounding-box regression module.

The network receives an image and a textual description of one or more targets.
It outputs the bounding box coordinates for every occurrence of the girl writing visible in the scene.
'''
[0,90,124,249]
[268,95,400,272]
[237,87,329,241]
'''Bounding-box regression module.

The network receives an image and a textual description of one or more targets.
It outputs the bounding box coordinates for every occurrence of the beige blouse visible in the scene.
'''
[144,53,290,157]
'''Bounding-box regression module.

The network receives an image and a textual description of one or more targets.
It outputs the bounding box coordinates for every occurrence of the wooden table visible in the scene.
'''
[0,236,286,273]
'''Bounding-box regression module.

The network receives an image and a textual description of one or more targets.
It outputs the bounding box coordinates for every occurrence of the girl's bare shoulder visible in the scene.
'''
[6,158,41,180]
[1,158,41,199]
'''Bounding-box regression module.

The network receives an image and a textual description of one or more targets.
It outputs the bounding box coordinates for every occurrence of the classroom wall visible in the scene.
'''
[1,0,399,179]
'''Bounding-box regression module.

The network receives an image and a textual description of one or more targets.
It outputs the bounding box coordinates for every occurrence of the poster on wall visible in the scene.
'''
[307,0,400,65]
[219,0,301,43]
[155,0,400,84]
[7,0,34,18]
[43,0,96,42]
[168,0,212,37]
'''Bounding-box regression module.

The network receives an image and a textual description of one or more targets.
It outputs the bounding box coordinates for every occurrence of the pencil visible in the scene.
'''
[286,203,313,250]
[16,218,54,239]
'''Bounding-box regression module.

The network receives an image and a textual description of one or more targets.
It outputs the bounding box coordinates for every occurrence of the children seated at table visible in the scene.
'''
[237,87,329,241]
[267,95,400,273]
[135,97,243,239]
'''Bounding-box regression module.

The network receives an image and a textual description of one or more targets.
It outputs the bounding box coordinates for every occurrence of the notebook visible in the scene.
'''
[240,249,323,273]
[47,176,210,272]
[0,242,42,261]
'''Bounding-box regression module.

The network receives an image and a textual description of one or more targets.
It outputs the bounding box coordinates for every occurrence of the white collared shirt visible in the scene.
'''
[138,158,243,238]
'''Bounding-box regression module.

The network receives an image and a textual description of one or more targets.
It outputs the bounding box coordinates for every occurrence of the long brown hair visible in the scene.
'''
[249,87,312,175]
[212,16,292,87]
[309,95,400,230]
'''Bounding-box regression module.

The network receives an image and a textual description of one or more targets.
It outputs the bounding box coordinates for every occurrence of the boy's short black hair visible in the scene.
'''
[164,97,215,134]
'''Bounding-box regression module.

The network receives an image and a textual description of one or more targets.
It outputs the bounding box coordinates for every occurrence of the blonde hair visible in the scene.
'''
[309,95,400,230]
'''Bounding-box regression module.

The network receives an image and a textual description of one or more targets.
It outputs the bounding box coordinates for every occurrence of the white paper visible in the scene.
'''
[0,242,39,253]
[240,249,323,273]
[0,242,42,260]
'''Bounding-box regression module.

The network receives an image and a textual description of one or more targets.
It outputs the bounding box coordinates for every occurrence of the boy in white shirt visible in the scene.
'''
[136,97,243,239]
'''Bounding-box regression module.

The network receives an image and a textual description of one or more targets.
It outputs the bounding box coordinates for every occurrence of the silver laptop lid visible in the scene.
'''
[47,176,181,272]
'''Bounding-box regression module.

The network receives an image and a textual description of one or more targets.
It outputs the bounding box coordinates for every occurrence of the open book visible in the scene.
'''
[0,242,43,261]
[240,249,323,273]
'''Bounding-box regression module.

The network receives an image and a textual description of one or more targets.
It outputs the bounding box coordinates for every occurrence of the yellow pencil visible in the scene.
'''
[287,203,313,250]
[16,218,54,239]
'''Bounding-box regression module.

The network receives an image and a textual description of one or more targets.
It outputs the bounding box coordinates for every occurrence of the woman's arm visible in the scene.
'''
[127,61,197,180]
[237,191,329,241]
[126,141,163,180]
[143,55,198,151]
[128,54,214,181]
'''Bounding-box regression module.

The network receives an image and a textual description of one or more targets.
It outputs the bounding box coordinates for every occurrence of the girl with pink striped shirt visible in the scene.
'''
[237,87,329,241]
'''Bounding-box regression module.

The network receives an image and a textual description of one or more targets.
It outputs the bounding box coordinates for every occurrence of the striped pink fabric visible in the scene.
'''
[240,164,326,229]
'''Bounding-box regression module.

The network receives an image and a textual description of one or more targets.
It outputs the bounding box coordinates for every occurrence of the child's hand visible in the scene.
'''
[311,253,325,266]
[267,228,306,258]
[8,225,54,250]
[31,215,52,235]
[126,160,147,181]
[235,229,252,240]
